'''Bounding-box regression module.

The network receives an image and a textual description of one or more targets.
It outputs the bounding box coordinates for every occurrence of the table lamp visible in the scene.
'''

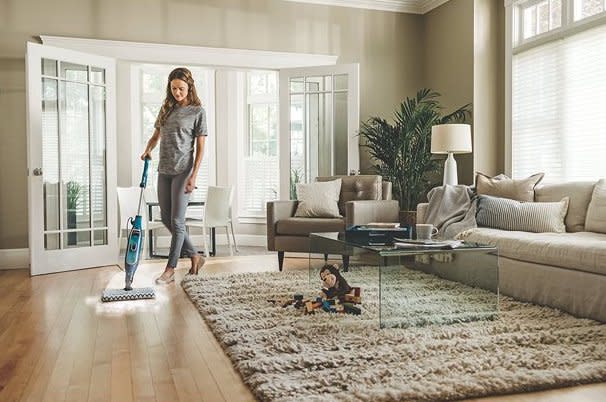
[431,124,472,186]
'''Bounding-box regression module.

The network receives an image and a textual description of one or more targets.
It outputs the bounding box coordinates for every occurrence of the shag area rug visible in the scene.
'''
[181,267,606,402]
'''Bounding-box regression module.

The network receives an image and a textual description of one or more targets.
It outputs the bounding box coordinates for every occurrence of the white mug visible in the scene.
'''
[416,224,439,240]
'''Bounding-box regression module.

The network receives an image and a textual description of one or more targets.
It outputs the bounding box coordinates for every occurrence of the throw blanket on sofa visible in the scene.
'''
[425,185,477,239]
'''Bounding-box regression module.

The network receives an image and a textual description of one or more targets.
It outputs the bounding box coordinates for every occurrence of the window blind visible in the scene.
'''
[512,23,606,181]
[238,72,279,218]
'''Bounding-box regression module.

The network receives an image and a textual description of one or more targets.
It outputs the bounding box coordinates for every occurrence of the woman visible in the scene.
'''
[141,67,206,284]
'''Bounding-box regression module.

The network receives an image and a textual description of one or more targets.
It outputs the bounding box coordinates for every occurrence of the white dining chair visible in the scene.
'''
[117,187,164,259]
[186,185,238,256]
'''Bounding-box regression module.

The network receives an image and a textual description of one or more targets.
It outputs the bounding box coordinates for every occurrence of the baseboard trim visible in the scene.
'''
[0,248,29,269]
[154,234,266,248]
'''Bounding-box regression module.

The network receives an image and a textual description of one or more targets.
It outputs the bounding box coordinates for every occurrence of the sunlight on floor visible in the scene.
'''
[89,262,169,316]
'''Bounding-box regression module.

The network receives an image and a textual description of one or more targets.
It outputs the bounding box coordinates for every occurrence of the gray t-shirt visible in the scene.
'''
[155,105,207,175]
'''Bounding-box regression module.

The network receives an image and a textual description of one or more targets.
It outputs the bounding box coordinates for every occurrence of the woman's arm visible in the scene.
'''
[141,129,160,160]
[185,135,206,193]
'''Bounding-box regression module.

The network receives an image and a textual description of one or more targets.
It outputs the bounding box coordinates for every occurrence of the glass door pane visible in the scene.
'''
[334,91,348,174]
[42,77,60,250]
[61,79,91,248]
[290,93,305,198]
[90,85,107,245]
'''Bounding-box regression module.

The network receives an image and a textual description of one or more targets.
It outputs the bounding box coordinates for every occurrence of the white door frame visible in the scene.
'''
[26,42,118,275]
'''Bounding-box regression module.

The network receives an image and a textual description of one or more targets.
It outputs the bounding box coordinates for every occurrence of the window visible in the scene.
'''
[138,65,215,203]
[511,0,606,181]
[574,0,605,21]
[238,71,279,218]
[519,0,562,42]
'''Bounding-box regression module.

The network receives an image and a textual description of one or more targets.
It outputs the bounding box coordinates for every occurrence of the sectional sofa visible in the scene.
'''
[418,180,606,322]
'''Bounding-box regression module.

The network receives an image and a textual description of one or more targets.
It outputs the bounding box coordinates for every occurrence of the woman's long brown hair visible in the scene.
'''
[156,67,202,127]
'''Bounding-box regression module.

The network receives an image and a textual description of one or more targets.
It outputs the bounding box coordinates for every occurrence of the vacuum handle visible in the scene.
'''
[139,157,151,188]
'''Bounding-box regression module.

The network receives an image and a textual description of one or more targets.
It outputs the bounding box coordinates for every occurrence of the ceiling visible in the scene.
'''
[280,0,452,14]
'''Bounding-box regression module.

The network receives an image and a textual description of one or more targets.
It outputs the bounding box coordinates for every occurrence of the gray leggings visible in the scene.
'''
[157,170,197,267]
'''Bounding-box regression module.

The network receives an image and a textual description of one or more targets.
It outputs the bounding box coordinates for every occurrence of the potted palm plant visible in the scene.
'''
[359,88,471,223]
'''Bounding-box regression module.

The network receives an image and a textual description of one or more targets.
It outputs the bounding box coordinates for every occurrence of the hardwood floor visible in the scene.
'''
[0,254,604,402]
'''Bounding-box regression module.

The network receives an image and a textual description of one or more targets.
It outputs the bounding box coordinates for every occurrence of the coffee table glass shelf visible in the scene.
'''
[309,232,499,329]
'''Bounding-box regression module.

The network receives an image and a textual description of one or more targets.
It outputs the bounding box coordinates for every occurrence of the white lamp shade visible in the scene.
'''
[431,124,472,154]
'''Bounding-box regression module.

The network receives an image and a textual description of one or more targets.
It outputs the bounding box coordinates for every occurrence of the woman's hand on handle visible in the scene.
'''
[185,176,196,194]
[141,129,160,161]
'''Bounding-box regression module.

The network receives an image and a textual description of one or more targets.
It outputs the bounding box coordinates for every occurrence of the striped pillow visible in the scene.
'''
[476,195,569,233]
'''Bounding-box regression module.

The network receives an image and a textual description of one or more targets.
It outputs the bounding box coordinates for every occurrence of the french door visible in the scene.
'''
[26,43,117,275]
[278,64,359,200]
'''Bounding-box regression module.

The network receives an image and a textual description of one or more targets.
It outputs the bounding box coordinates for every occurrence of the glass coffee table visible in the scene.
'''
[309,232,499,328]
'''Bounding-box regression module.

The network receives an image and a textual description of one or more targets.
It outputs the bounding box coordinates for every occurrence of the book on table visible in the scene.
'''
[366,222,400,229]
[345,224,411,245]
[392,238,464,249]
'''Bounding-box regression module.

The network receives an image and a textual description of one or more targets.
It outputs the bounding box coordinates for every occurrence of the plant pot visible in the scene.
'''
[67,209,77,245]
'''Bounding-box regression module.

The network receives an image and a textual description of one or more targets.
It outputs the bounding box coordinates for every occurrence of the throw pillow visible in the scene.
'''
[476,195,569,233]
[585,179,606,234]
[476,172,544,202]
[294,179,342,218]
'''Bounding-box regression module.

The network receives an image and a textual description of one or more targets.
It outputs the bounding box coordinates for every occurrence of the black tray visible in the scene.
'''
[345,225,412,245]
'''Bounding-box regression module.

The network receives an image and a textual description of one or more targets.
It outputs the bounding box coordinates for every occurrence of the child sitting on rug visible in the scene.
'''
[319,264,352,299]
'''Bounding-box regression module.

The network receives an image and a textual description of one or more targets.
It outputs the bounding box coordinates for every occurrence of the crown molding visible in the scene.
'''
[281,0,450,14]
[419,0,452,14]
[40,36,338,69]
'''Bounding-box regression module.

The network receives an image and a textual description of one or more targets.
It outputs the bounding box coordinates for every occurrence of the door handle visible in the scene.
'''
[33,168,43,176]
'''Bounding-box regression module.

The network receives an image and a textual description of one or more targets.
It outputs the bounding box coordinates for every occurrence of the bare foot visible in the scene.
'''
[189,255,205,275]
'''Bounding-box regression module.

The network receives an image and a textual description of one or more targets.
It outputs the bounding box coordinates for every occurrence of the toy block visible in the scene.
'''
[305,301,322,314]
[281,299,294,308]
[343,303,361,315]
[352,287,361,297]
[344,294,362,304]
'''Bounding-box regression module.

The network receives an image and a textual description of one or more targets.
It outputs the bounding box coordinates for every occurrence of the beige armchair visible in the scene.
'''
[267,175,399,271]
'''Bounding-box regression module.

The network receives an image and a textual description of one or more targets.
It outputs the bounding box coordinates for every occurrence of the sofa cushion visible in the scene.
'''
[317,175,382,216]
[276,217,345,236]
[476,172,544,202]
[585,179,606,234]
[476,195,568,233]
[535,181,596,232]
[457,228,606,276]
[294,179,342,218]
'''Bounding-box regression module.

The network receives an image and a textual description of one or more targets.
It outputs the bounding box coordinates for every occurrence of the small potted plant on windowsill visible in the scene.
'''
[66,181,82,246]
[359,88,471,225]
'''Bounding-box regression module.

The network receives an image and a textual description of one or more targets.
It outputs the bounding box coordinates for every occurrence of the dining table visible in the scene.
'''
[146,200,216,258]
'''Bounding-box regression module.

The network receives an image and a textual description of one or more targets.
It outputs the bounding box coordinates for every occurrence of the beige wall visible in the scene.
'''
[0,0,424,248]
[473,0,505,177]
[0,59,27,249]
[423,0,475,185]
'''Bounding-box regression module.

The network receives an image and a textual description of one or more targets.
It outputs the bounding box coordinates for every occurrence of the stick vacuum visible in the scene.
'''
[102,157,156,302]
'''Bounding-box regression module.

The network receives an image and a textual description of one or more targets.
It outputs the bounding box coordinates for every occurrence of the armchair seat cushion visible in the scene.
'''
[276,217,345,236]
